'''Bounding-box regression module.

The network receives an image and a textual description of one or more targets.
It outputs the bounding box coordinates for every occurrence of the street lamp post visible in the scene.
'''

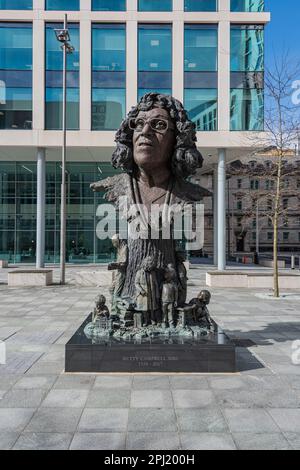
[54,15,74,285]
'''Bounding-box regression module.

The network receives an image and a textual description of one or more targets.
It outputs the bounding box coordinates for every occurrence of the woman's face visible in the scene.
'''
[132,107,176,174]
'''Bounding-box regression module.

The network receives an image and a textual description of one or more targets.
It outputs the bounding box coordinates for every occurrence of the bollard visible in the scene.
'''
[291,255,295,270]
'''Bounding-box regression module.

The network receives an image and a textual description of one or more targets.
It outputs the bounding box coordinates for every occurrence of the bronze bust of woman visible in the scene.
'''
[91,93,210,319]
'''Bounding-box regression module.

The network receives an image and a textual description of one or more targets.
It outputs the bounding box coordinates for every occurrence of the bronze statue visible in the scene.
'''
[108,234,128,316]
[92,294,110,323]
[161,265,178,329]
[134,255,160,326]
[188,290,213,328]
[91,93,209,315]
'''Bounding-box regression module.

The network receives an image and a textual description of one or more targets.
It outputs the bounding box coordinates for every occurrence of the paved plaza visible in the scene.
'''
[0,265,299,450]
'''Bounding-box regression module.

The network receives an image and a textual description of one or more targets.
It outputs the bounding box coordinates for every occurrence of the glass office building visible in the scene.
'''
[92,23,126,130]
[0,22,32,130]
[138,24,172,99]
[230,24,264,130]
[184,24,218,131]
[0,3,270,265]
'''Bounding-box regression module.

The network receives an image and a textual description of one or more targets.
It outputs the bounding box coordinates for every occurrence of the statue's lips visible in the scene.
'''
[138,140,154,147]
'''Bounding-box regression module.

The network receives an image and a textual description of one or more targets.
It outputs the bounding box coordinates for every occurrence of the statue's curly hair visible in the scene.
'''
[112,93,203,180]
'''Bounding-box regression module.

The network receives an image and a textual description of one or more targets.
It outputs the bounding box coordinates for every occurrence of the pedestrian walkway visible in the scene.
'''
[0,266,299,450]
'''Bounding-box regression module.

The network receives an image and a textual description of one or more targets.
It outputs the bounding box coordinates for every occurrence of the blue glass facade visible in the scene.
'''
[92,24,126,130]
[138,24,172,99]
[138,1,172,11]
[92,0,126,10]
[0,0,32,8]
[45,22,80,130]
[184,25,218,131]
[0,23,32,129]
[0,162,119,264]
[184,0,217,11]
[45,0,79,10]
[231,0,264,12]
[230,25,264,130]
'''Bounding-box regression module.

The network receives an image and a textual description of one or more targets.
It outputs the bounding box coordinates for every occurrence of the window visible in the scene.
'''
[92,24,126,130]
[231,0,264,12]
[184,0,217,11]
[45,23,79,130]
[138,24,172,100]
[283,232,289,242]
[0,23,32,130]
[184,25,218,131]
[0,162,120,265]
[250,179,259,190]
[92,0,126,10]
[46,0,79,9]
[237,179,242,189]
[252,232,256,240]
[138,1,172,11]
[237,200,242,210]
[252,219,256,229]
[267,232,273,241]
[230,25,264,131]
[0,0,32,8]
[283,198,289,210]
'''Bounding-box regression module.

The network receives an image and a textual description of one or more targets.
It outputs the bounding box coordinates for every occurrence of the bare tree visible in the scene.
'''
[246,52,300,297]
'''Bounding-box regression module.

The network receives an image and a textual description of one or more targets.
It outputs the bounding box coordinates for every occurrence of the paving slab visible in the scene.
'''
[78,409,128,433]
[13,432,73,450]
[180,433,237,450]
[126,432,181,450]
[70,433,126,450]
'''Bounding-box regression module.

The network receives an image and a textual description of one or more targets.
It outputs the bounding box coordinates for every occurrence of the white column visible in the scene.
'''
[80,20,91,130]
[218,20,230,132]
[127,0,137,10]
[213,165,218,266]
[36,148,46,269]
[217,149,226,271]
[172,21,184,103]
[219,0,230,12]
[80,0,92,10]
[173,0,184,12]
[126,20,138,112]
[32,19,45,131]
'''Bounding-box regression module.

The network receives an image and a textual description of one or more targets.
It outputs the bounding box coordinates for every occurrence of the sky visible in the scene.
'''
[265,0,300,67]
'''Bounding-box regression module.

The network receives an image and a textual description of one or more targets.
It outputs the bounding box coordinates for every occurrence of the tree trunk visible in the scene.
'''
[273,155,282,298]
[273,214,279,298]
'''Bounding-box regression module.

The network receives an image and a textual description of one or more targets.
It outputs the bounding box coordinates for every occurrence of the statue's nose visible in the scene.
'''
[141,122,153,135]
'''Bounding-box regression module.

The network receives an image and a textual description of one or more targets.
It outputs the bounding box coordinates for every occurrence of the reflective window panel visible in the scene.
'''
[185,25,218,72]
[92,24,126,130]
[231,0,264,12]
[92,0,126,10]
[184,89,217,131]
[45,23,80,130]
[0,0,32,8]
[138,24,172,96]
[138,0,172,11]
[184,0,217,11]
[46,0,79,10]
[230,88,264,130]
[0,23,32,129]
[0,162,121,265]
[231,25,264,72]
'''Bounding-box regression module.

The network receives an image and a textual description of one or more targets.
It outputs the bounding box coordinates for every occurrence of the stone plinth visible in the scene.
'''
[8,269,53,287]
[260,259,286,268]
[65,314,236,373]
[0,260,8,269]
[75,271,113,287]
[206,271,300,289]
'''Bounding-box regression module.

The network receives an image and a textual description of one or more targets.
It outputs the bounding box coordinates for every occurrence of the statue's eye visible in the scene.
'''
[135,119,145,130]
[152,119,168,131]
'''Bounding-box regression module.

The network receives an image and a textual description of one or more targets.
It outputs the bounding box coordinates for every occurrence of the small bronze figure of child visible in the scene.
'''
[161,265,178,328]
[92,294,110,323]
